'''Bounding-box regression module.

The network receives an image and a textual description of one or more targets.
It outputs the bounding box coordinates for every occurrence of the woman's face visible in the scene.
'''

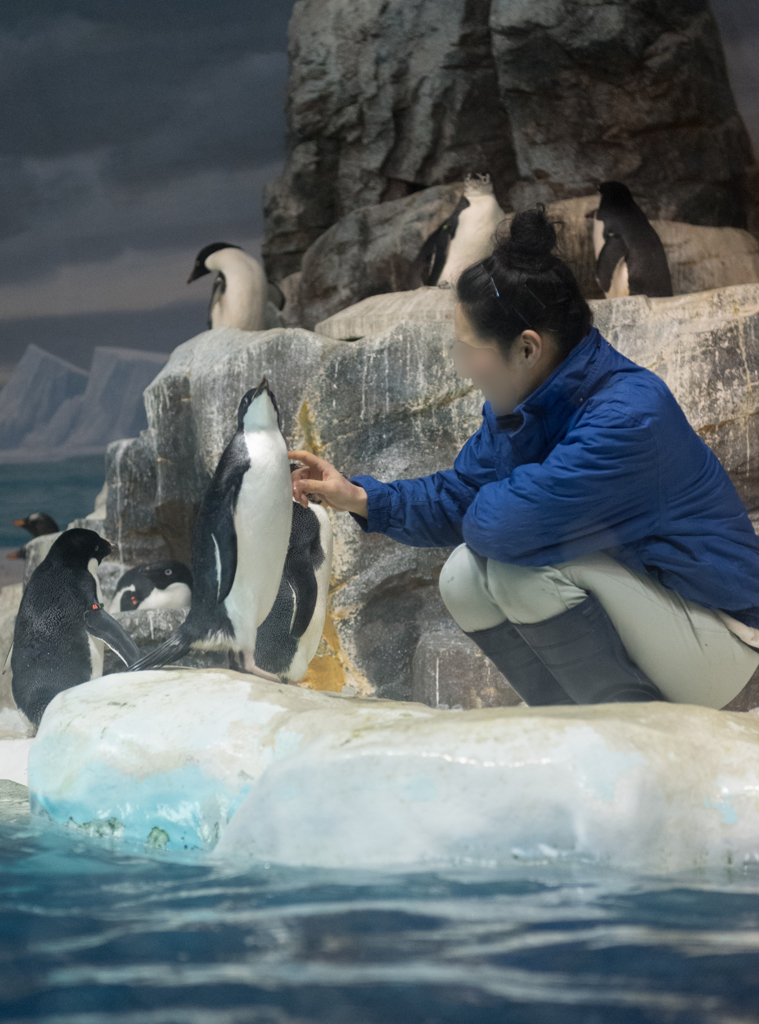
[451,302,562,416]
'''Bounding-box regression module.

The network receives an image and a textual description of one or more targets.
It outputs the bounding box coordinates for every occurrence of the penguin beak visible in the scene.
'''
[187,262,209,284]
[13,519,26,527]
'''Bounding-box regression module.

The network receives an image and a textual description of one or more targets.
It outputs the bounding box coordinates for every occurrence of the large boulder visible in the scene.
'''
[27,670,759,873]
[102,433,171,566]
[119,283,759,706]
[264,0,758,279]
[289,183,464,330]
[305,193,759,332]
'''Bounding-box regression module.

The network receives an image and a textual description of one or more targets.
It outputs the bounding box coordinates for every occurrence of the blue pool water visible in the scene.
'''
[0,456,105,548]
[2,795,759,1024]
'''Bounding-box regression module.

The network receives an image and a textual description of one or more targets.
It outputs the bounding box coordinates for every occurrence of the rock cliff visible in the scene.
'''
[263,0,759,281]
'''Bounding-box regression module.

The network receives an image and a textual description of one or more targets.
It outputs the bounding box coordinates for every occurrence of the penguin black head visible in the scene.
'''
[13,512,59,537]
[139,560,193,590]
[48,528,111,567]
[598,181,635,209]
[237,377,282,432]
[187,243,243,283]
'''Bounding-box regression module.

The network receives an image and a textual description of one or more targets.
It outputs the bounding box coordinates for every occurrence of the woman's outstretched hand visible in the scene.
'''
[288,450,369,518]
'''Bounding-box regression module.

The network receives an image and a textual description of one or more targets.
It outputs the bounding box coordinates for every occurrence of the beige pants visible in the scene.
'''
[438,545,759,709]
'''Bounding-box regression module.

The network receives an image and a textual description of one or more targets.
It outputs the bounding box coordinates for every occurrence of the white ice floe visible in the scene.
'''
[25,668,759,872]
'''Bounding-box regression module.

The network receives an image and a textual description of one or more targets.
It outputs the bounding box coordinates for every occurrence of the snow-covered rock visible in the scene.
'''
[27,669,759,873]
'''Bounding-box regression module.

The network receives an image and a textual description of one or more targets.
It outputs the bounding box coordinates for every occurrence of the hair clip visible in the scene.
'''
[489,276,532,328]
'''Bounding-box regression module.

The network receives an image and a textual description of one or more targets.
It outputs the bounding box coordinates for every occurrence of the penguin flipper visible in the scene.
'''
[287,547,319,640]
[596,235,629,296]
[84,606,140,666]
[207,272,226,330]
[126,630,194,672]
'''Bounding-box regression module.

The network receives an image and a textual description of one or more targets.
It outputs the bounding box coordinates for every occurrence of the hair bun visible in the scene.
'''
[493,203,558,271]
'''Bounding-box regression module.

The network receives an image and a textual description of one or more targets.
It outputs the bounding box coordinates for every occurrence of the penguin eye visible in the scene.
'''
[165,569,172,575]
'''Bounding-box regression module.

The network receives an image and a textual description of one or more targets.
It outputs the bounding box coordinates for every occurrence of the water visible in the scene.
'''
[2,795,759,1024]
[0,456,105,548]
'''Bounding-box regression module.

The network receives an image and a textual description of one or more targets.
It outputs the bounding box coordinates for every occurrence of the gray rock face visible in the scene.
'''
[292,183,464,330]
[128,283,759,707]
[264,0,758,280]
[263,0,516,280]
[103,434,170,566]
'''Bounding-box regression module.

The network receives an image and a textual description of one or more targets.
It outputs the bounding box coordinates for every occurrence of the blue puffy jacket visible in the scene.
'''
[351,326,759,628]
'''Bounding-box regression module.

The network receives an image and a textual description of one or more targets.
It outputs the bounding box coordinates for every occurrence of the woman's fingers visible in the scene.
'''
[287,449,331,472]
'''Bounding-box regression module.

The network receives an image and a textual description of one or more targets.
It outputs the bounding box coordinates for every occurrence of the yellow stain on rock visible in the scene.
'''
[297,400,324,455]
[299,608,346,692]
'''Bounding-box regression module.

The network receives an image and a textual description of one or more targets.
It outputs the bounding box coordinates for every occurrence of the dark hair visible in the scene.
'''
[456,204,593,359]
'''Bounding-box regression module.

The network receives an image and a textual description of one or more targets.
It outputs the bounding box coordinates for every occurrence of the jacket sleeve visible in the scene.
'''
[349,418,498,548]
[462,399,660,565]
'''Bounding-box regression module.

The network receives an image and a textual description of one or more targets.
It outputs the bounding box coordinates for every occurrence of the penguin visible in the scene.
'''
[7,512,59,560]
[253,500,333,683]
[414,174,508,288]
[109,560,193,614]
[10,529,140,727]
[585,182,673,299]
[187,243,284,331]
[127,378,293,679]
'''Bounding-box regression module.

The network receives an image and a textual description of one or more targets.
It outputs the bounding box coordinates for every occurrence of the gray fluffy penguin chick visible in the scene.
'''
[587,182,673,299]
[10,529,140,726]
[126,378,293,680]
[254,501,333,683]
[187,242,282,331]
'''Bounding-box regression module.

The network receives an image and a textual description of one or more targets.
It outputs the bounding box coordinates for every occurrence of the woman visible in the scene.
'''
[289,206,759,709]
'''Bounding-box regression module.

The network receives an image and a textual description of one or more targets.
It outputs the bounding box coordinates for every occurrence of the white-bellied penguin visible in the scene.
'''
[109,560,193,614]
[127,378,293,678]
[586,182,673,298]
[414,174,507,288]
[252,499,333,683]
[187,243,284,331]
[9,528,140,726]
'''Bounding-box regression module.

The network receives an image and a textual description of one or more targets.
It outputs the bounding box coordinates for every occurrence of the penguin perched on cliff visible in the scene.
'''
[126,379,293,679]
[252,500,333,683]
[7,513,59,560]
[10,529,140,726]
[414,174,508,288]
[586,182,673,299]
[109,560,193,614]
[187,243,285,332]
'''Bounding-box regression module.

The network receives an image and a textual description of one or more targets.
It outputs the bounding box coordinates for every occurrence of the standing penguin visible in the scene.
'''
[414,174,508,288]
[109,560,193,614]
[10,529,140,726]
[586,182,673,298]
[7,512,59,560]
[187,243,284,332]
[253,500,333,683]
[127,379,293,678]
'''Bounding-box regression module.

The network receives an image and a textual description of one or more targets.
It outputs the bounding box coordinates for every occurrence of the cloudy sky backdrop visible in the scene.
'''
[0,0,756,378]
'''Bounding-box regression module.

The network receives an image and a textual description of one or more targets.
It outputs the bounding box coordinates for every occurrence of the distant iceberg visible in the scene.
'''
[0,345,88,452]
[0,345,167,463]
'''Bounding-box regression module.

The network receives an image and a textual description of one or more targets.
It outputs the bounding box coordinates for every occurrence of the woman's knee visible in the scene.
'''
[438,544,485,617]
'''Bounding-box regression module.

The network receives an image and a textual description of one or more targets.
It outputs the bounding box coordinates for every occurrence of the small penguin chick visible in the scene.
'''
[109,560,193,614]
[187,242,278,332]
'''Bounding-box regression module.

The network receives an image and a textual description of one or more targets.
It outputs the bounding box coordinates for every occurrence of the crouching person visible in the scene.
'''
[288,206,759,709]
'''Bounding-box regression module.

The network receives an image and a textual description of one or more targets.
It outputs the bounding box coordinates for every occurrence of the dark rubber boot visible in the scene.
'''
[465,620,575,706]
[513,593,665,704]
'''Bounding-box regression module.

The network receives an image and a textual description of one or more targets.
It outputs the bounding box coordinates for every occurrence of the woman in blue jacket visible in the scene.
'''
[290,206,759,709]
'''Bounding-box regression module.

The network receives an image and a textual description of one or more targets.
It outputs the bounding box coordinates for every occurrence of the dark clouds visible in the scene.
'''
[0,0,293,281]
